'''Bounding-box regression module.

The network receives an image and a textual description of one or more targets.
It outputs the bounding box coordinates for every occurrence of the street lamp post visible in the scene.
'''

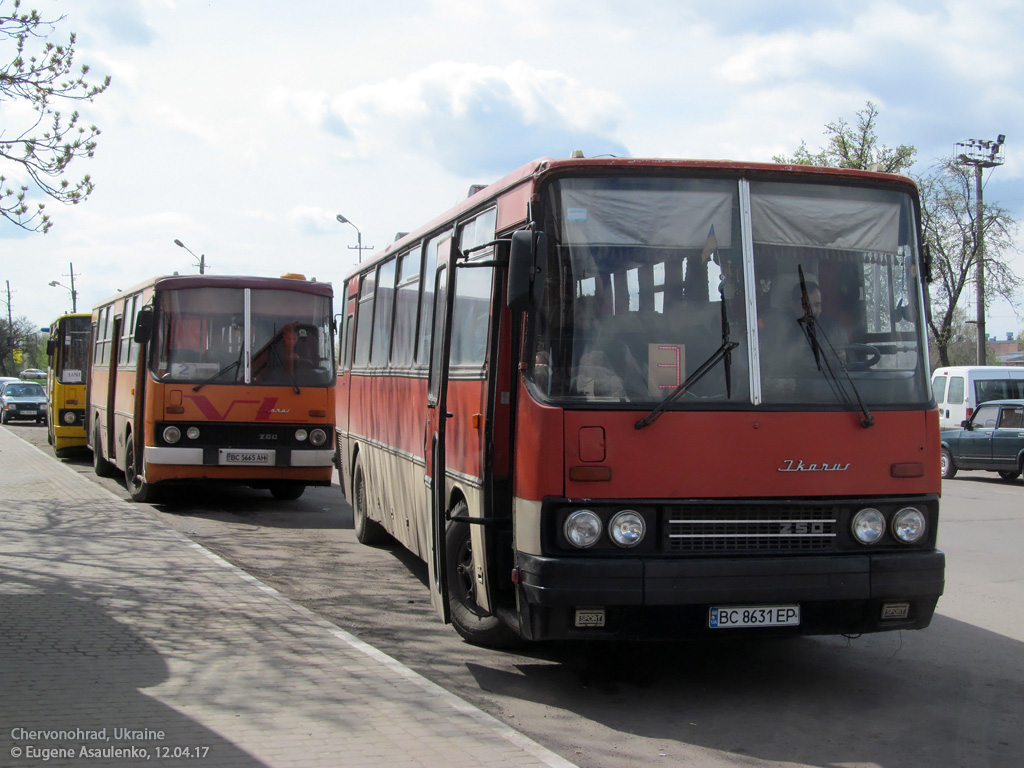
[336,214,373,262]
[48,262,79,312]
[174,238,207,274]
[955,135,1006,365]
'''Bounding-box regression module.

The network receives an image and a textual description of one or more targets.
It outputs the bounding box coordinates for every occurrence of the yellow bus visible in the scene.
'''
[44,313,92,457]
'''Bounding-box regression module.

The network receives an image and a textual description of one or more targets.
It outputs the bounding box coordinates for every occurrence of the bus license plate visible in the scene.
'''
[709,605,800,629]
[220,449,274,465]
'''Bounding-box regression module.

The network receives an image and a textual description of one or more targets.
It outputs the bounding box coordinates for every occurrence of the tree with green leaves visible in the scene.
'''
[1,0,110,233]
[919,158,1021,367]
[773,101,916,173]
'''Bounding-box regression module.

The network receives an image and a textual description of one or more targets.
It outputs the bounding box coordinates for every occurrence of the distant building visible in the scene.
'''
[988,333,1023,366]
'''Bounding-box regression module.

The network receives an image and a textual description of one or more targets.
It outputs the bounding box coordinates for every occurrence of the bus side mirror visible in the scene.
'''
[46,339,56,356]
[507,230,547,312]
[133,306,155,343]
[922,242,933,283]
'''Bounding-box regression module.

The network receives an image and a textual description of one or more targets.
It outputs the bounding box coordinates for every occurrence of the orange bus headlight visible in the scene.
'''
[163,426,182,444]
[295,429,308,442]
[309,428,328,447]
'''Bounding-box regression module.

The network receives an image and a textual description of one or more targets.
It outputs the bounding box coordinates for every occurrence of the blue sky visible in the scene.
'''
[3,0,1023,337]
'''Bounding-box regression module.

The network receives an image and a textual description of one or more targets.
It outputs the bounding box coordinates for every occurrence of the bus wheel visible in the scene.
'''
[269,483,305,500]
[124,436,156,503]
[92,426,118,478]
[446,507,518,648]
[940,448,957,479]
[352,455,387,545]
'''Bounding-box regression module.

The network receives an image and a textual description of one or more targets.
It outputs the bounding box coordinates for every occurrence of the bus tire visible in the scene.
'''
[125,435,157,503]
[92,426,118,478]
[940,448,957,479]
[446,508,519,648]
[269,483,305,500]
[352,455,387,545]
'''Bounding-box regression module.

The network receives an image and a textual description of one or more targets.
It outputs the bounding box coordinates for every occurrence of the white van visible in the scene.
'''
[931,366,1024,429]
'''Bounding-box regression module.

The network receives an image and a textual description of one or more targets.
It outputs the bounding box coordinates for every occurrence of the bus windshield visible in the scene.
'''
[153,287,335,387]
[58,315,92,384]
[529,175,930,409]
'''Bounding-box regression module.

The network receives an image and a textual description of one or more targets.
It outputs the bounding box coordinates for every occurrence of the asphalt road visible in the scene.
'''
[8,421,1024,768]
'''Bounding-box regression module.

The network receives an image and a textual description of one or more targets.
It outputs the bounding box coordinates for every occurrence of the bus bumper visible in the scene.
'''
[513,550,945,641]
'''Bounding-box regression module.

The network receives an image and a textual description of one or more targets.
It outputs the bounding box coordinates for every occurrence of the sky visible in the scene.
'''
[3,0,1023,339]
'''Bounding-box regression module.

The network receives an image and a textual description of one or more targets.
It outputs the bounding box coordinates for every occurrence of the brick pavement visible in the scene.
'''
[0,427,576,768]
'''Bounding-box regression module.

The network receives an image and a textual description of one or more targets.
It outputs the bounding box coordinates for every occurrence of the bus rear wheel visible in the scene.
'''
[125,436,157,503]
[92,426,118,478]
[352,455,387,545]
[269,483,305,500]
[446,507,518,648]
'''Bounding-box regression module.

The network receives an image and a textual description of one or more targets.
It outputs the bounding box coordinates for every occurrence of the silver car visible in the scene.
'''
[0,380,48,424]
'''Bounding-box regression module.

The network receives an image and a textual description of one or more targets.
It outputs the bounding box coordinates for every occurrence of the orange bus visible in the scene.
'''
[89,274,335,502]
[44,312,92,457]
[335,156,944,646]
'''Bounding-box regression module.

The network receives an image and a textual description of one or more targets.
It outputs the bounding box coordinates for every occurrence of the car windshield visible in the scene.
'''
[5,383,44,397]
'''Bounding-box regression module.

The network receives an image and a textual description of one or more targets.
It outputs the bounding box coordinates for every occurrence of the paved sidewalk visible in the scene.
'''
[0,427,576,768]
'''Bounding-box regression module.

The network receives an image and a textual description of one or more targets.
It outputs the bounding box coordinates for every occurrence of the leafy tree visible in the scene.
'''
[0,315,38,375]
[920,158,1022,367]
[773,101,916,173]
[1,0,110,233]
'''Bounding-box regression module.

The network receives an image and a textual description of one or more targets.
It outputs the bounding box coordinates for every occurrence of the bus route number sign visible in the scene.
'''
[708,605,800,629]
[220,449,274,466]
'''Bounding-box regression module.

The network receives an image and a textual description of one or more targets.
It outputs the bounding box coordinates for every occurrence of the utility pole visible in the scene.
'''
[4,280,14,375]
[956,135,1006,365]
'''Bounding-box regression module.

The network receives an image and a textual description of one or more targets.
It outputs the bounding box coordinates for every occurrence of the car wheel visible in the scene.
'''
[269,483,305,500]
[940,448,958,479]
[997,469,1021,481]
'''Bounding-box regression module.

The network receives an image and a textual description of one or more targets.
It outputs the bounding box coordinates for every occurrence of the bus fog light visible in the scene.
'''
[62,411,77,425]
[564,510,602,549]
[295,429,308,442]
[609,510,645,548]
[893,507,926,544]
[163,426,182,444]
[852,508,885,545]
[186,427,201,440]
[309,428,327,447]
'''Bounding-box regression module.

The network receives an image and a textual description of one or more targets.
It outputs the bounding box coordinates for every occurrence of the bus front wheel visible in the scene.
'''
[125,436,157,503]
[446,508,518,648]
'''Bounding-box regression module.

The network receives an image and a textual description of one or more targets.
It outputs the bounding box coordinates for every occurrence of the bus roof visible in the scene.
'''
[92,273,333,309]
[351,155,919,278]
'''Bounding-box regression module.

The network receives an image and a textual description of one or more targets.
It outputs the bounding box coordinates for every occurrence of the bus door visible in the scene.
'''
[424,236,455,622]
[104,315,122,461]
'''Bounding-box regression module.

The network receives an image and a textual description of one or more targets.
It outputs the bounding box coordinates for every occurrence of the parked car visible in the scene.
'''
[0,380,48,424]
[19,368,47,380]
[940,399,1024,481]
[931,366,1024,429]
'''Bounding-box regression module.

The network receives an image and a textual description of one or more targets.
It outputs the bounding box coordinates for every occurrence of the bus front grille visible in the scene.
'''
[663,505,838,554]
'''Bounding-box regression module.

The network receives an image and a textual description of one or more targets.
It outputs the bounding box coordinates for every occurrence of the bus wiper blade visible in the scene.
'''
[635,340,738,430]
[192,359,241,392]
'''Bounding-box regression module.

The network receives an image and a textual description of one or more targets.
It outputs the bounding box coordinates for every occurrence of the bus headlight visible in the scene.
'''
[62,411,77,425]
[309,428,328,447]
[852,508,885,545]
[892,507,926,544]
[564,510,602,549]
[609,510,645,548]
[186,427,201,440]
[295,429,308,442]
[163,426,182,444]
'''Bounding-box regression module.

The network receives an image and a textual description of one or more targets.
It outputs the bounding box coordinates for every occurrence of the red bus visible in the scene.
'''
[89,274,335,502]
[335,156,944,646]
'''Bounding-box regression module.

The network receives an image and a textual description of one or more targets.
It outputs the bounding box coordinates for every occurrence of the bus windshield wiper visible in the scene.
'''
[796,268,874,429]
[192,359,241,392]
[636,298,738,430]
